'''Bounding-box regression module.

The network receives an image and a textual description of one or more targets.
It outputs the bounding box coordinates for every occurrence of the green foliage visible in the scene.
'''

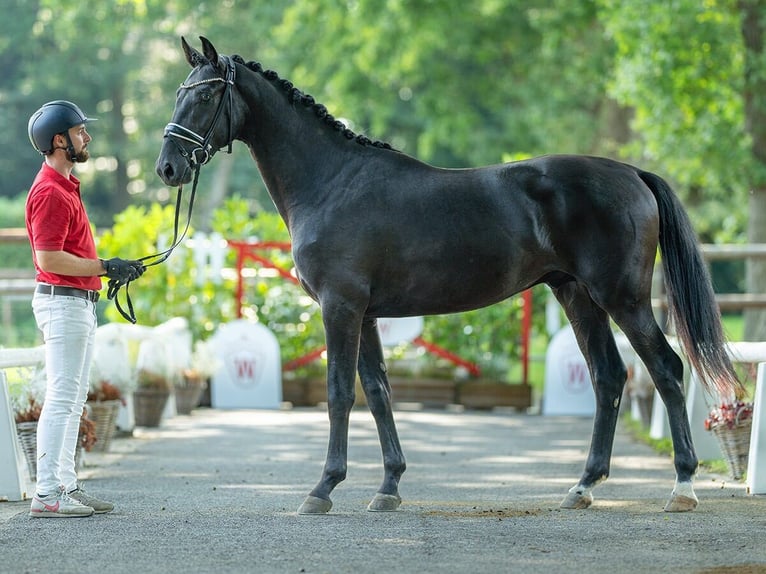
[274,0,616,167]
[598,0,750,241]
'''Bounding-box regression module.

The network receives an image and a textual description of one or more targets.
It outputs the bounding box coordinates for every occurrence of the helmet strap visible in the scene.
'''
[64,132,77,162]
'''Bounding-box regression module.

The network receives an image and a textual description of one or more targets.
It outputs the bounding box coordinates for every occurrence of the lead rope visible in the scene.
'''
[106,163,201,324]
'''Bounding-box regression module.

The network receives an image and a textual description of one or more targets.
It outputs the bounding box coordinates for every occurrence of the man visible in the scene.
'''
[25,100,144,518]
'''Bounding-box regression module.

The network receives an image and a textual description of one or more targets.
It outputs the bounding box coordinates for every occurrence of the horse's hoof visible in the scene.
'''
[367,493,402,512]
[560,486,593,509]
[664,495,698,512]
[297,495,333,515]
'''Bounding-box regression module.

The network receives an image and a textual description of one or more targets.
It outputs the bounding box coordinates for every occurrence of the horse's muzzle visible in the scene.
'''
[156,146,193,187]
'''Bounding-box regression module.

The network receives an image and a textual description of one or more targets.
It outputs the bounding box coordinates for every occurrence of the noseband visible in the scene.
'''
[107,57,237,324]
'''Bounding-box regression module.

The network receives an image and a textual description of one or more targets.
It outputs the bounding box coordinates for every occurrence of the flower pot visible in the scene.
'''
[16,421,39,481]
[711,419,752,480]
[705,401,753,480]
[132,388,170,427]
[15,421,84,481]
[87,399,121,452]
[174,383,206,415]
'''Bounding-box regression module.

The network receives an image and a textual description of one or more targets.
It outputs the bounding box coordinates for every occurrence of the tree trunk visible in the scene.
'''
[740,0,766,341]
[110,84,131,217]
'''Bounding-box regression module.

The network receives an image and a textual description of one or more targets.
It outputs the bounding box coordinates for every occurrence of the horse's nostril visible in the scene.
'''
[159,163,174,181]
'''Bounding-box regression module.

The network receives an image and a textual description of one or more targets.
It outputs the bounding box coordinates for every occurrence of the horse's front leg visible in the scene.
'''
[358,318,406,511]
[297,305,362,515]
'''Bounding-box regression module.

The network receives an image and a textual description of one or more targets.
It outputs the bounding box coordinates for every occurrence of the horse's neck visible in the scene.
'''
[240,79,353,227]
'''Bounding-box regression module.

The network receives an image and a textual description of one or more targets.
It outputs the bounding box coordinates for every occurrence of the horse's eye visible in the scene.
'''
[200,92,211,102]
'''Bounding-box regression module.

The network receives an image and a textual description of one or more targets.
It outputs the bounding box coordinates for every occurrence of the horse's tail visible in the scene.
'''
[638,169,742,399]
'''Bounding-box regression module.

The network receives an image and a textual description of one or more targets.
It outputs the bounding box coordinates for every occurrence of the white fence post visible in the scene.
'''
[0,346,45,502]
[0,371,31,501]
[747,363,766,494]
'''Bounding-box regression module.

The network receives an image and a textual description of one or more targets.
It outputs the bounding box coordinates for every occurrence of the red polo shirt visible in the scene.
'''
[25,163,101,291]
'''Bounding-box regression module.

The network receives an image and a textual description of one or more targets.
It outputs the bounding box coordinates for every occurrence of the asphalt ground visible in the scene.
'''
[1,406,765,574]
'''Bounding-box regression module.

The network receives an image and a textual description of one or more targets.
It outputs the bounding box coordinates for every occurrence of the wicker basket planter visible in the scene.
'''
[174,382,206,415]
[711,419,752,479]
[15,421,84,481]
[16,421,39,481]
[87,400,121,452]
[132,388,170,427]
[705,401,753,480]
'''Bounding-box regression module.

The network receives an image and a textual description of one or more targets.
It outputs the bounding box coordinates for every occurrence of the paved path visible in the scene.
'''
[1,407,764,574]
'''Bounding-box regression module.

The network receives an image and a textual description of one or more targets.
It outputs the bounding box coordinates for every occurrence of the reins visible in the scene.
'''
[107,56,236,324]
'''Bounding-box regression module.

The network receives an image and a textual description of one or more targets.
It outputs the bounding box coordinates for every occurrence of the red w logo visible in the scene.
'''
[235,358,255,379]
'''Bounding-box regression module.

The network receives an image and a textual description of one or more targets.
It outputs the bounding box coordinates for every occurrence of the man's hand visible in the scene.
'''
[101,258,145,283]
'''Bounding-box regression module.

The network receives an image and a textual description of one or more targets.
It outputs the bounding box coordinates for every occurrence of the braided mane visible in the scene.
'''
[231,55,394,150]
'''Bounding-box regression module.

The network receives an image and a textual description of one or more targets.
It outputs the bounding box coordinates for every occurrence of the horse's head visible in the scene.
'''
[156,36,241,186]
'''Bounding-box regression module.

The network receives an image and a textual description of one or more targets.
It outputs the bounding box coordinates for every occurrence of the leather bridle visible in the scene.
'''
[163,55,237,168]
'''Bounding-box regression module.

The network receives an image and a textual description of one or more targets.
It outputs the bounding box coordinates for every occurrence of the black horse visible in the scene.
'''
[156,37,740,514]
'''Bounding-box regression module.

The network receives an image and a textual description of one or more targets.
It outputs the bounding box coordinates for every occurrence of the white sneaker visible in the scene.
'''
[68,486,114,514]
[29,485,94,518]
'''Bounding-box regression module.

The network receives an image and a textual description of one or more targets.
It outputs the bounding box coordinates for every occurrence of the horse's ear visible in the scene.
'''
[181,36,204,68]
[199,36,224,74]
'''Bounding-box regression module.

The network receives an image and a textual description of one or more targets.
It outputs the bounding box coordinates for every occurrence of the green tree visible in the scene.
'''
[600,0,766,339]
[272,0,621,167]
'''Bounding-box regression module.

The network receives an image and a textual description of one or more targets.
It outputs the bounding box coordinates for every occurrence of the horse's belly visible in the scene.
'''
[367,267,524,318]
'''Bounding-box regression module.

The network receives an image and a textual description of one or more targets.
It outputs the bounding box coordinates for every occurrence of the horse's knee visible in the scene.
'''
[327,388,355,414]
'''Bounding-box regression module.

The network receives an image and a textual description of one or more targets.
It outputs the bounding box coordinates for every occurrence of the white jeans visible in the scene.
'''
[32,291,97,495]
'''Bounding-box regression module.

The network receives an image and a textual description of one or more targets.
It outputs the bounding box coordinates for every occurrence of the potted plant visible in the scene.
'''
[10,368,97,480]
[174,340,218,414]
[86,380,125,452]
[132,368,172,427]
[704,399,754,480]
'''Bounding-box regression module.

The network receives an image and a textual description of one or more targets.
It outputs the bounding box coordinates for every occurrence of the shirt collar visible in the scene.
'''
[41,162,81,193]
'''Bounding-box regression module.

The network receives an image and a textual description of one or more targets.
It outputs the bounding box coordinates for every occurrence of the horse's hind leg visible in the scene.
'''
[609,305,698,512]
[552,282,628,510]
[357,318,406,511]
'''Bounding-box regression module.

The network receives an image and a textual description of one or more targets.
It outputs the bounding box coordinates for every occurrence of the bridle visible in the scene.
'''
[163,55,237,168]
[107,56,237,323]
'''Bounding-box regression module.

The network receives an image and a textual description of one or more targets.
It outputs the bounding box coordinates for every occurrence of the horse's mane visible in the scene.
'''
[231,55,394,151]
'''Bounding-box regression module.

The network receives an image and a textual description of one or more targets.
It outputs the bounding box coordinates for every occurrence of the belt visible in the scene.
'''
[36,284,100,303]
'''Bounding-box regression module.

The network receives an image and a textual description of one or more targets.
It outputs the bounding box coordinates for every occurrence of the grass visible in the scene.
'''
[622,415,737,479]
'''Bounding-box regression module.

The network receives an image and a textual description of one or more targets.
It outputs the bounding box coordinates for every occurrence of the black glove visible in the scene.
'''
[101,258,145,283]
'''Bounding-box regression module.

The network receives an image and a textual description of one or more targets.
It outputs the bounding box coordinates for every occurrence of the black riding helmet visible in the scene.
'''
[27,100,97,155]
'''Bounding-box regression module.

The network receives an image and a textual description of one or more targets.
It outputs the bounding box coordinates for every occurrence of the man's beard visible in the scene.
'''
[71,147,89,163]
